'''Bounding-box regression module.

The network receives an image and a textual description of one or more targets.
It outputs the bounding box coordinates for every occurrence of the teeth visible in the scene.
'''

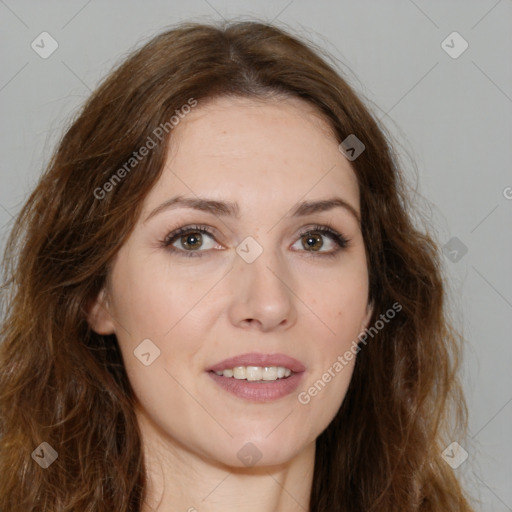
[213,366,292,381]
[233,366,246,379]
[262,366,277,380]
[246,366,262,381]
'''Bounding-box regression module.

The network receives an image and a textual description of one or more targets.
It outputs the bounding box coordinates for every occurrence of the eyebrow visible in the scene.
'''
[144,195,360,224]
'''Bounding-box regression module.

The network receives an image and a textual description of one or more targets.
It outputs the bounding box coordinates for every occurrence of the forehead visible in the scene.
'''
[145,95,360,212]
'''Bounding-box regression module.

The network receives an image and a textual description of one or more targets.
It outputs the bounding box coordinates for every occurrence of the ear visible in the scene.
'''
[86,287,116,335]
[361,301,374,333]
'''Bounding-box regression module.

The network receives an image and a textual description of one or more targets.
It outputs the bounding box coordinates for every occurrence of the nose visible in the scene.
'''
[227,243,298,332]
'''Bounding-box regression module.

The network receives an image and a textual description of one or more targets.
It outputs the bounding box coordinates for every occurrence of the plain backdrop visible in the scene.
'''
[0,1,511,510]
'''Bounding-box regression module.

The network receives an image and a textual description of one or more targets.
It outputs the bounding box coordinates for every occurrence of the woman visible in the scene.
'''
[0,21,474,511]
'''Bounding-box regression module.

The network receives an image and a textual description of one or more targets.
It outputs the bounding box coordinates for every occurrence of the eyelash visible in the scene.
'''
[160,223,350,259]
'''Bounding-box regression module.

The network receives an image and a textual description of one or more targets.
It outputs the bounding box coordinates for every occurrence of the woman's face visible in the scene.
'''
[90,95,372,468]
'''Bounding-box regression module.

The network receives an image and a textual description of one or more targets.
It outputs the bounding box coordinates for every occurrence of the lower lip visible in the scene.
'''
[207,371,305,402]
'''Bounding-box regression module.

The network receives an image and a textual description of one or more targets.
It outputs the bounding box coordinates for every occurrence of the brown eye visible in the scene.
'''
[180,231,203,250]
[162,225,221,258]
[291,225,350,257]
[302,232,323,251]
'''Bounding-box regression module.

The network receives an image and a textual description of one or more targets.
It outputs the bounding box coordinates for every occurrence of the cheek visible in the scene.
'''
[108,255,216,382]
[305,261,369,336]
[109,254,207,340]
[309,287,365,386]
[295,262,368,416]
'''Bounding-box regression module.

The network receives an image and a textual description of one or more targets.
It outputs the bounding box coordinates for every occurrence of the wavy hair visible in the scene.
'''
[0,21,474,511]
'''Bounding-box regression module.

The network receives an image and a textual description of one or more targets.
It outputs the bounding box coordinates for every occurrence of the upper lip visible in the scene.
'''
[207,353,306,373]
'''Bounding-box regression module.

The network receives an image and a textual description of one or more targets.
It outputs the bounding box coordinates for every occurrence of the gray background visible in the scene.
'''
[1,1,511,509]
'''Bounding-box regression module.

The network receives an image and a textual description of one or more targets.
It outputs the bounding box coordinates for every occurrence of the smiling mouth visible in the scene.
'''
[212,365,292,381]
[207,358,304,401]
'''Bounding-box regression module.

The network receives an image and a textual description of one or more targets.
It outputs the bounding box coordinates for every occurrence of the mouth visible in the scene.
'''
[213,365,292,381]
[206,353,306,402]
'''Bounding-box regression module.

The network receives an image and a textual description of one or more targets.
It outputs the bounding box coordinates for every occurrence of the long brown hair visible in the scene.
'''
[0,21,474,511]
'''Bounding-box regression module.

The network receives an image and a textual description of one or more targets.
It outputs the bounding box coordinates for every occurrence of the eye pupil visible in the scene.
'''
[182,232,202,249]
[303,232,323,251]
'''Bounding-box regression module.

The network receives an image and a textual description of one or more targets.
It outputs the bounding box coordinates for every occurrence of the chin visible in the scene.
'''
[207,435,310,470]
